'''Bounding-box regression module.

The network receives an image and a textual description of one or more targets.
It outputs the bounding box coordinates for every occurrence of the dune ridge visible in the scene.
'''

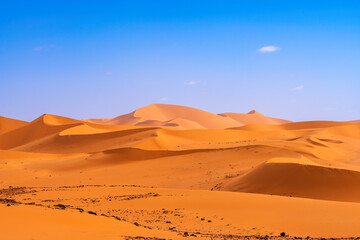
[1,105,360,238]
[0,116,28,134]
[86,103,291,129]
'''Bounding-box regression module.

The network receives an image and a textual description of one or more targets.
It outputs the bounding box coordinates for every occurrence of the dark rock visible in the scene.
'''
[184,232,189,237]
[87,211,97,215]
[133,222,140,226]
[101,213,108,217]
[76,208,84,213]
[280,232,286,237]
[54,204,66,209]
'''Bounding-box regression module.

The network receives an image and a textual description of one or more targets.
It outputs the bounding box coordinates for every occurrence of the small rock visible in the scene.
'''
[280,232,286,237]
[76,208,84,213]
[54,204,66,209]
[133,222,139,226]
[87,211,97,215]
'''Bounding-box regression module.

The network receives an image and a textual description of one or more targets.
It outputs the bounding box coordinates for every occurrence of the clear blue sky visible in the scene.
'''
[1,0,359,122]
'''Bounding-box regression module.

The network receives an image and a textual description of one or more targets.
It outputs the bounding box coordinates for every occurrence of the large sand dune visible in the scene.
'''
[1,104,360,239]
[86,103,291,129]
[0,116,28,134]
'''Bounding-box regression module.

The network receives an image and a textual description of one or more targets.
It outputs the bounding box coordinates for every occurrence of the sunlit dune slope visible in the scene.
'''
[0,114,83,150]
[1,107,360,238]
[219,110,291,125]
[0,204,183,240]
[87,103,241,129]
[86,103,291,129]
[0,116,28,134]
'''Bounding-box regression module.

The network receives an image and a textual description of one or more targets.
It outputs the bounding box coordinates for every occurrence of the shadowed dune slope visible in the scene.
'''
[0,116,28,134]
[1,109,360,238]
[0,114,83,150]
[222,157,360,202]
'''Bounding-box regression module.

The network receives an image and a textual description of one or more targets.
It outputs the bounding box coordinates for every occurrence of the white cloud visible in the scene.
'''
[104,72,113,76]
[34,46,45,51]
[33,45,55,51]
[158,97,169,102]
[184,81,201,85]
[258,46,281,53]
[291,85,304,91]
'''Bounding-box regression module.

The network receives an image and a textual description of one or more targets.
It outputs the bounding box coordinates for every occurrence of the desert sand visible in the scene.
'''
[1,104,360,239]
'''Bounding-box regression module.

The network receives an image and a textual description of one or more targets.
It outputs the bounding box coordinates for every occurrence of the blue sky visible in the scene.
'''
[0,1,359,122]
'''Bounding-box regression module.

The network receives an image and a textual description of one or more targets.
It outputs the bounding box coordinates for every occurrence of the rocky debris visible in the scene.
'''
[0,198,21,205]
[76,207,84,213]
[87,211,97,215]
[54,204,66,209]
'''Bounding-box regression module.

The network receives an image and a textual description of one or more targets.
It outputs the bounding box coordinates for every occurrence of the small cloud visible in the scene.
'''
[33,45,55,51]
[184,81,201,85]
[34,46,45,51]
[158,97,169,102]
[291,85,304,91]
[104,72,113,76]
[258,46,281,53]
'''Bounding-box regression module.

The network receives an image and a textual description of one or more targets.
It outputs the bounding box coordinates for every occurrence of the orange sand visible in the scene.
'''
[1,104,360,239]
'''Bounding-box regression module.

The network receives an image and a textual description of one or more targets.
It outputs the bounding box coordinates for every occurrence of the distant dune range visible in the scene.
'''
[1,103,360,239]
[85,103,291,129]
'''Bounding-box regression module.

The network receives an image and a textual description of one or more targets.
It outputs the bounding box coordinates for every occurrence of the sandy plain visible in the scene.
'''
[1,104,360,239]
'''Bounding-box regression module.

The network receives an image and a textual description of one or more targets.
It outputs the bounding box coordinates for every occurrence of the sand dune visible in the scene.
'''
[1,105,360,239]
[0,116,27,134]
[86,103,291,129]
[222,156,360,202]
[219,110,291,125]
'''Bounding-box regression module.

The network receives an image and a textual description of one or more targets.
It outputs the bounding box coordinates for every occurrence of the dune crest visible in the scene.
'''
[0,116,28,134]
[86,104,292,129]
[1,105,360,238]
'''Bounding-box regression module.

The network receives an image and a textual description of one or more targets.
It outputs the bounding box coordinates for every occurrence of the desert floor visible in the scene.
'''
[1,104,360,239]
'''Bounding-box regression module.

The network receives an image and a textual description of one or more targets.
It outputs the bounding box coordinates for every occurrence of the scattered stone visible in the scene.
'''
[183,232,189,237]
[101,213,108,217]
[207,220,212,222]
[280,232,286,237]
[7,204,11,206]
[54,204,66,209]
[76,208,84,213]
[87,211,97,215]
[133,222,140,226]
